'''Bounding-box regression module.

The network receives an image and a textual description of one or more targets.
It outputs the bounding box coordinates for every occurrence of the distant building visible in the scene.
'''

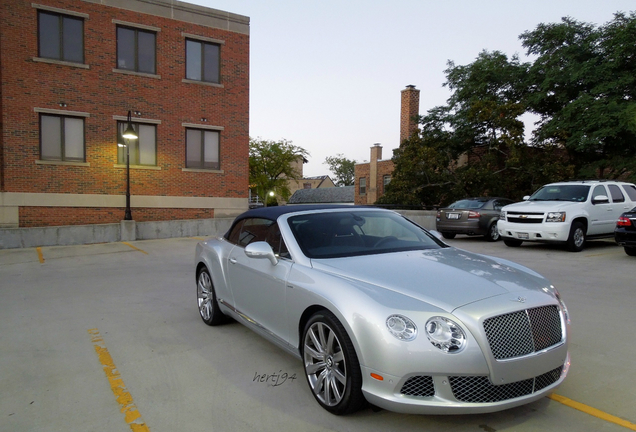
[280,156,335,204]
[0,0,250,228]
[354,85,420,204]
[288,186,354,205]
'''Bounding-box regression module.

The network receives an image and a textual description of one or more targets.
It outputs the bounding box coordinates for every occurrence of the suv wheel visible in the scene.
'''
[566,222,586,252]
[625,247,636,256]
[441,232,456,240]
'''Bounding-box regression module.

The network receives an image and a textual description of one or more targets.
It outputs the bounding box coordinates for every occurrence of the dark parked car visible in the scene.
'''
[615,206,636,256]
[436,197,514,242]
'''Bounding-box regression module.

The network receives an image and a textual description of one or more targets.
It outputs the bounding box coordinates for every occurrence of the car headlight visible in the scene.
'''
[425,317,467,353]
[546,212,566,222]
[386,315,417,341]
[499,211,506,221]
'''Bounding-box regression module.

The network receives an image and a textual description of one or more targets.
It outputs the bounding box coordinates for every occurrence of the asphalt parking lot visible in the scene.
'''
[1,235,635,432]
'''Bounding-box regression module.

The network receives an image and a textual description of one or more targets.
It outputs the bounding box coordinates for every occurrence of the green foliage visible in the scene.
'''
[381,12,634,207]
[324,154,356,186]
[521,12,636,180]
[249,138,309,204]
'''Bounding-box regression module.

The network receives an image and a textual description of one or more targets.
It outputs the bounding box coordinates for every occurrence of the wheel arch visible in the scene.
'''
[296,305,365,365]
[571,216,588,232]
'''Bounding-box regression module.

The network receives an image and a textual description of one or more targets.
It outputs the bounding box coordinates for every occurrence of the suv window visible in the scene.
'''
[592,185,608,200]
[622,184,636,201]
[608,185,625,203]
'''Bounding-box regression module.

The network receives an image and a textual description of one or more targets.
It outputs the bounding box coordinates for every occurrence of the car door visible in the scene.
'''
[226,217,292,343]
[587,185,615,235]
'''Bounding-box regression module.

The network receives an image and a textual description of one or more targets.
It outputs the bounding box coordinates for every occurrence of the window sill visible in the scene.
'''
[112,68,161,79]
[182,168,224,174]
[182,79,223,88]
[33,57,89,69]
[114,164,161,170]
[36,160,89,166]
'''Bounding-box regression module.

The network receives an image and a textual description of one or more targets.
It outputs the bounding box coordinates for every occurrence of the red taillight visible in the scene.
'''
[617,216,633,227]
[468,211,481,219]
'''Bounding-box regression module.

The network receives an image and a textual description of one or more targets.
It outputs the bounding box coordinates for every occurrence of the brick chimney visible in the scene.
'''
[400,85,420,143]
[368,143,382,204]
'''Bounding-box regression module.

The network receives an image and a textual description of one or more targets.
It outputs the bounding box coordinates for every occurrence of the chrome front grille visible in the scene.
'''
[400,376,434,397]
[505,211,544,224]
[449,365,563,403]
[483,305,562,360]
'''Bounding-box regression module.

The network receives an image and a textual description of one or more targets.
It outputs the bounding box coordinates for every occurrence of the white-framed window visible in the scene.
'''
[186,128,220,169]
[359,177,367,195]
[40,114,85,161]
[117,121,157,166]
[38,10,84,63]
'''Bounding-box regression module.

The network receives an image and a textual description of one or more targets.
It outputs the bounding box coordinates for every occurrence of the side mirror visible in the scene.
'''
[523,195,530,201]
[592,195,609,205]
[244,241,278,265]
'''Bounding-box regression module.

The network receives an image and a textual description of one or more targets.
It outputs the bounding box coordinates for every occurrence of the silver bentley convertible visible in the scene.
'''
[195,205,570,415]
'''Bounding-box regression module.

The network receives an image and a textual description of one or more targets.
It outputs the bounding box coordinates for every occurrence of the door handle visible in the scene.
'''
[229,258,237,264]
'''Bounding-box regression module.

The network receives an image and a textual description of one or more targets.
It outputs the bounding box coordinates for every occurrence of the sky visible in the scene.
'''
[189,0,635,178]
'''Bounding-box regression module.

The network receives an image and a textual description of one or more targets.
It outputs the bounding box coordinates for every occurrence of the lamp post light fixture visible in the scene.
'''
[119,110,138,220]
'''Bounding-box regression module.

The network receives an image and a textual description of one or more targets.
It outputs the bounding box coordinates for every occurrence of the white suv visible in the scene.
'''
[498,180,636,252]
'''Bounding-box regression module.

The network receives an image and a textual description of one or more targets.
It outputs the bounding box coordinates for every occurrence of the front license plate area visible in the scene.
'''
[518,232,529,239]
[447,213,461,220]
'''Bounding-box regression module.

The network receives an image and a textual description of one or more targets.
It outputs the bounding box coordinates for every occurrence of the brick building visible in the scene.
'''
[355,85,420,205]
[0,0,250,228]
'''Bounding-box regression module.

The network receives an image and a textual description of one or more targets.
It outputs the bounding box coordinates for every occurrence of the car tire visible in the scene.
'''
[197,267,225,326]
[485,222,500,242]
[441,232,456,240]
[566,222,586,252]
[625,247,636,256]
[504,238,523,247]
[302,310,365,415]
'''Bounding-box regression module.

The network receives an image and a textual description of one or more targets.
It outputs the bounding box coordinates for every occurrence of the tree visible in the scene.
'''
[324,154,356,186]
[249,138,309,205]
[380,51,573,208]
[521,13,636,180]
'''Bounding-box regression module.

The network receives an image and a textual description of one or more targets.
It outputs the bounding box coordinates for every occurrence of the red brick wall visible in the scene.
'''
[355,160,394,205]
[1,0,249,226]
[19,206,215,227]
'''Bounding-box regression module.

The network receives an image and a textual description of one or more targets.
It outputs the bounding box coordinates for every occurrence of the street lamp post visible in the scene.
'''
[120,110,138,220]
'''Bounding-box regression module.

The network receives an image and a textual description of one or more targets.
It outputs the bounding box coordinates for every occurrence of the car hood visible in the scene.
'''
[310,247,549,312]
[503,200,582,213]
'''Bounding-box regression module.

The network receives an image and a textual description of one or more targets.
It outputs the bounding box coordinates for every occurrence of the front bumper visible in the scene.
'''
[360,352,570,414]
[498,220,571,243]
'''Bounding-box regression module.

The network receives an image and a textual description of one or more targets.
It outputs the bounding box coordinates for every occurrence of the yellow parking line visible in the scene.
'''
[191,237,206,241]
[122,242,148,255]
[549,394,636,430]
[88,329,150,432]
[36,247,45,263]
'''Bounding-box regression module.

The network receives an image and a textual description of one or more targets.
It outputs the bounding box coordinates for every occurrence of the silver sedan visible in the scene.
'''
[195,205,570,415]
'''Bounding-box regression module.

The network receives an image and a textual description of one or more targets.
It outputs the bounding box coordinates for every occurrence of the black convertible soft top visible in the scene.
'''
[224,205,376,239]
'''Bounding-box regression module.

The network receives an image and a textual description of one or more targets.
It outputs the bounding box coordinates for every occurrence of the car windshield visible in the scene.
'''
[446,198,488,209]
[288,210,445,259]
[529,185,590,202]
